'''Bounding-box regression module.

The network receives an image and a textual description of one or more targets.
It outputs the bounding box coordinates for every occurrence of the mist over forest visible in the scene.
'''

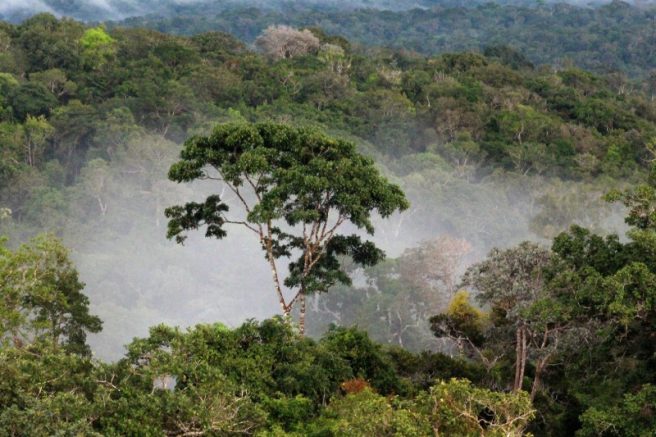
[1,1,656,435]
[1,0,653,22]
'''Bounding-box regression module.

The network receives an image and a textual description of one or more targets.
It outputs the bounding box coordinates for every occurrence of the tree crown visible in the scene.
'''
[166,121,409,299]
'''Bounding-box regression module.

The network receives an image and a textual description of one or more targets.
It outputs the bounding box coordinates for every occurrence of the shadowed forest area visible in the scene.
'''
[1,1,656,435]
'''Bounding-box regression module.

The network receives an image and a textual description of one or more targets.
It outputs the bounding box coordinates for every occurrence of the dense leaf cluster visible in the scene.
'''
[422,178,656,435]
[0,252,530,436]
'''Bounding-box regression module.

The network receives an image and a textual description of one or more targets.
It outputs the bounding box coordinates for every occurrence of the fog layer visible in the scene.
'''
[1,1,652,23]
[61,133,625,360]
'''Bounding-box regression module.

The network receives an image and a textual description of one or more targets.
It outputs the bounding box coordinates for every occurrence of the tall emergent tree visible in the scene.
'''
[165,122,409,332]
[433,242,573,400]
[459,242,556,396]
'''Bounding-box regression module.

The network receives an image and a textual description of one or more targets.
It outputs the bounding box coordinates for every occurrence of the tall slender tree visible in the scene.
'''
[457,242,565,398]
[165,122,408,332]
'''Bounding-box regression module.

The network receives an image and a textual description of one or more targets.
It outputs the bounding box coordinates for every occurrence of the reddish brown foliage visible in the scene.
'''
[340,378,370,394]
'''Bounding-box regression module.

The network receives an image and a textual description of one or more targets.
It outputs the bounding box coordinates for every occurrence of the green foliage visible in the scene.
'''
[311,379,534,437]
[10,82,58,121]
[0,311,538,436]
[310,236,472,351]
[0,72,19,102]
[432,240,584,434]
[500,197,656,432]
[430,290,487,348]
[320,388,426,436]
[462,241,554,315]
[412,379,535,436]
[79,26,116,69]
[0,13,653,255]
[167,122,407,240]
[578,384,656,437]
[320,326,402,395]
[0,343,99,435]
[30,68,77,98]
[605,168,656,231]
[0,234,102,354]
[23,114,54,167]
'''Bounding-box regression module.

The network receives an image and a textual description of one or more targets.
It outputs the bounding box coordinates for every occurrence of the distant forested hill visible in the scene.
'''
[0,0,551,23]
[4,1,656,77]
[1,13,651,225]
[116,1,656,78]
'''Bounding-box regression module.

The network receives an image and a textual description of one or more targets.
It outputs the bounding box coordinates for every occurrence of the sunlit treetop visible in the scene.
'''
[79,26,116,68]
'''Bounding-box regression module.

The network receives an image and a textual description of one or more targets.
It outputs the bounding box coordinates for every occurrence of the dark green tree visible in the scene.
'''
[0,234,102,355]
[9,83,58,121]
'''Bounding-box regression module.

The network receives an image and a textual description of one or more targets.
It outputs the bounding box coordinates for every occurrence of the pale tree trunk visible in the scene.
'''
[298,293,306,335]
[269,261,287,315]
[265,240,288,317]
[96,196,108,215]
[514,327,522,391]
[26,142,35,167]
[513,325,528,392]
[530,329,557,401]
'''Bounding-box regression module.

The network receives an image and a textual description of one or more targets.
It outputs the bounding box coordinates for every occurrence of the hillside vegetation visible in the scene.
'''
[120,0,656,78]
[1,12,656,436]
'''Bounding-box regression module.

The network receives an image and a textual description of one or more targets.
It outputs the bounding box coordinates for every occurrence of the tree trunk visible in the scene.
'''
[514,327,521,391]
[530,360,545,401]
[298,293,306,335]
[272,274,287,315]
[531,328,557,401]
[26,142,34,167]
[513,326,528,392]
[264,236,287,316]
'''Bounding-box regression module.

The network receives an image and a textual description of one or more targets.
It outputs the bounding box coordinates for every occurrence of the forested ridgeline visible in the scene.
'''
[117,0,656,78]
[1,13,656,435]
[1,13,651,229]
[0,1,640,23]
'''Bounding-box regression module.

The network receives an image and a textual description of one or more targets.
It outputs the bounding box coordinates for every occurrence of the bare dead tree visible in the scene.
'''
[255,25,320,61]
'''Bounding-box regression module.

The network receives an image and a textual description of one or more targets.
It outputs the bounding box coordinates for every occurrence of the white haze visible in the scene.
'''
[0,0,55,15]
[0,0,205,21]
[2,1,654,23]
[61,135,627,361]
